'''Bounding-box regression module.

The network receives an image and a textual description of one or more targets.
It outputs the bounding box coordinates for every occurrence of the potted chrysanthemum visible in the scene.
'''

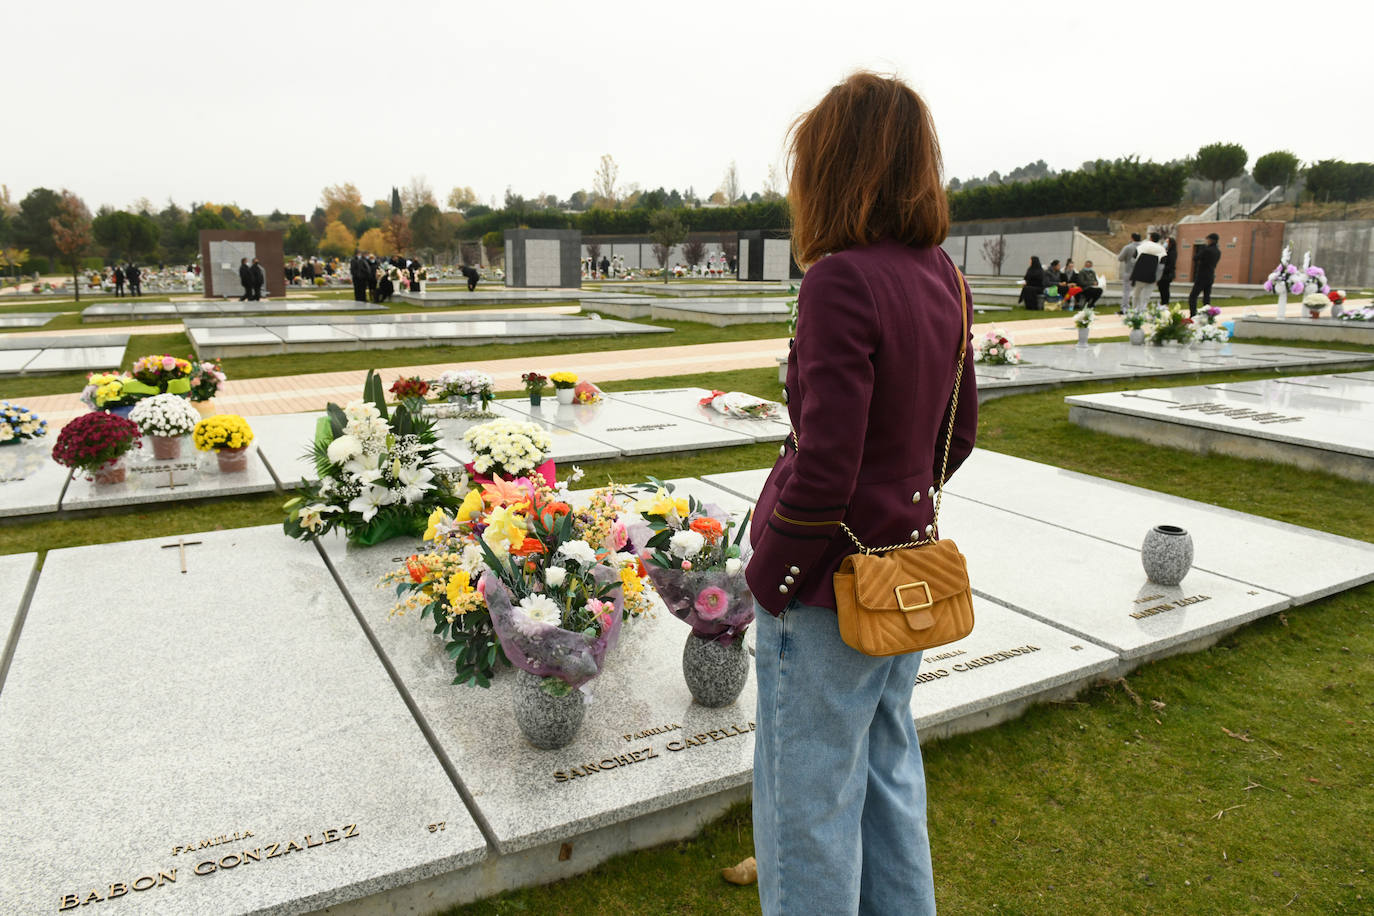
[550,371,579,405]
[130,393,201,460]
[51,411,142,484]
[192,414,255,472]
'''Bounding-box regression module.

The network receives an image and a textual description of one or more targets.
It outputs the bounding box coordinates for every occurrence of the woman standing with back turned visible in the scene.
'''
[746,72,978,915]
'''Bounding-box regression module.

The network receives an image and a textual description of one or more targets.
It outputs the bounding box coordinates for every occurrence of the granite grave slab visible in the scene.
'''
[944,448,1374,604]
[0,348,42,373]
[0,439,72,516]
[0,312,56,330]
[321,535,759,856]
[606,387,789,442]
[58,442,278,511]
[1232,315,1374,345]
[431,404,620,467]
[0,552,39,671]
[0,527,486,915]
[241,411,325,489]
[645,297,793,327]
[500,396,754,456]
[938,493,1290,660]
[912,597,1118,738]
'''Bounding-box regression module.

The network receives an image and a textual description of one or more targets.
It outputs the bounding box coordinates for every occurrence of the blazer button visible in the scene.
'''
[912,491,921,503]
[779,445,785,457]
[784,575,795,585]
[911,529,920,538]
[927,485,936,497]
[789,566,800,575]
[778,584,789,594]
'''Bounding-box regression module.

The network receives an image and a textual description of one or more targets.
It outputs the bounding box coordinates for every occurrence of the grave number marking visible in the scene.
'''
[427,821,446,833]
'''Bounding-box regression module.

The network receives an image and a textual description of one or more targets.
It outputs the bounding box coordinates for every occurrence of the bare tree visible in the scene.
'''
[585,241,603,276]
[980,235,1008,276]
[401,175,437,212]
[721,161,741,204]
[762,164,784,201]
[719,233,739,272]
[593,155,619,207]
[682,238,707,271]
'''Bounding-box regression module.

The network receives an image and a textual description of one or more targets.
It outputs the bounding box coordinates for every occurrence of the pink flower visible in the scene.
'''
[694,586,730,621]
[681,560,692,571]
[161,356,177,370]
[587,598,615,631]
[607,521,628,551]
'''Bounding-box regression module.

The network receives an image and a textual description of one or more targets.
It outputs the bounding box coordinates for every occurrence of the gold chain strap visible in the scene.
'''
[789,266,968,556]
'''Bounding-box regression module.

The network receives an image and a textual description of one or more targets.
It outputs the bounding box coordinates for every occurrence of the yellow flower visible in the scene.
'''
[455,489,485,526]
[423,508,447,542]
[482,505,526,554]
[446,570,472,606]
[637,488,689,518]
[619,565,644,596]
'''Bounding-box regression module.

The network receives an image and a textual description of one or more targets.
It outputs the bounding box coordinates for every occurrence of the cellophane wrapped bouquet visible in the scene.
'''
[632,479,754,645]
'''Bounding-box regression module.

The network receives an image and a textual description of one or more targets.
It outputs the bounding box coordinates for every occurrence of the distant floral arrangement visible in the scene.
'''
[130,393,201,438]
[464,419,552,479]
[0,401,47,443]
[973,330,1022,365]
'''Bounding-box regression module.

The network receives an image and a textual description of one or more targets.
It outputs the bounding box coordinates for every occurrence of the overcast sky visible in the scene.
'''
[8,0,1371,216]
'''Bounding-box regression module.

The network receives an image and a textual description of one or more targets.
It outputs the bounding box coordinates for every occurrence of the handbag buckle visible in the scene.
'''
[895,581,933,612]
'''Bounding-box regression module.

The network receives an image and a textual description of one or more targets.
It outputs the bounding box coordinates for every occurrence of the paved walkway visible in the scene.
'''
[11,301,1295,429]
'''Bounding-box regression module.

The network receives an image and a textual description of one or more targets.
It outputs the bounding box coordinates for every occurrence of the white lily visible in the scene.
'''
[349,485,393,522]
[396,465,435,503]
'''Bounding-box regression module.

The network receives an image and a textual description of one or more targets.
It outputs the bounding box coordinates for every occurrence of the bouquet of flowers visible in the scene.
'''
[632,479,754,645]
[80,371,142,411]
[1303,292,1330,317]
[1073,308,1095,328]
[0,402,47,443]
[521,371,547,394]
[574,381,602,404]
[1121,307,1147,330]
[192,414,254,451]
[51,411,141,474]
[283,371,461,545]
[1328,289,1346,307]
[550,371,579,390]
[383,475,649,689]
[697,390,781,420]
[130,354,194,395]
[464,418,553,480]
[389,376,430,403]
[1304,263,1331,295]
[130,393,200,438]
[1339,304,1373,322]
[1195,322,1230,343]
[1264,246,1307,295]
[973,330,1022,365]
[1150,305,1195,344]
[187,359,226,401]
[1196,305,1223,325]
[435,369,493,407]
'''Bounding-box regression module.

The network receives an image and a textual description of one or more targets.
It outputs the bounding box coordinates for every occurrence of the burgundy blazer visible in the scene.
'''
[746,239,978,616]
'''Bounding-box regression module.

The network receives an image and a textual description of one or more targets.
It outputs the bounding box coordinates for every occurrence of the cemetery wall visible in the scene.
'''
[1172,220,1284,285]
[503,229,582,288]
[1283,219,1374,289]
[199,230,286,299]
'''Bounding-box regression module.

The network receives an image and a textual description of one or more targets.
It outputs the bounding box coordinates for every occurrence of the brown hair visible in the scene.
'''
[787,72,948,267]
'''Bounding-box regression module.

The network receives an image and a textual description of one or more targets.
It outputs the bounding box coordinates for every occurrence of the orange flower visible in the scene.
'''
[405,556,427,583]
[509,536,547,557]
[690,517,725,543]
[481,475,533,509]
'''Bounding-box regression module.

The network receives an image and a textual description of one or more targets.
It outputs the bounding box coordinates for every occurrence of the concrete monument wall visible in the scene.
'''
[199,230,286,299]
[504,229,582,288]
[1283,219,1374,289]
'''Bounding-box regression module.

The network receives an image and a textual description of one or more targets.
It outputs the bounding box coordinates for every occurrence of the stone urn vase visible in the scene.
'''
[512,669,585,750]
[682,633,750,708]
[150,435,182,461]
[1142,525,1193,586]
[217,446,250,473]
[1076,327,1090,348]
[1129,328,1145,346]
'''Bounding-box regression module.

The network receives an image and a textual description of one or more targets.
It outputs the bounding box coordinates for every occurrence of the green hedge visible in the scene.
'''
[458,201,790,241]
[19,257,50,274]
[1304,160,1374,203]
[948,159,1188,221]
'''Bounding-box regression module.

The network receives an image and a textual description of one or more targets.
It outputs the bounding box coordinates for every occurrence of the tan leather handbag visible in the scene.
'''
[830,268,974,657]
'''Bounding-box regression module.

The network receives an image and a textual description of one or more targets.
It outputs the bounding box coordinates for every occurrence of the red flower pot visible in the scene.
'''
[150,435,182,460]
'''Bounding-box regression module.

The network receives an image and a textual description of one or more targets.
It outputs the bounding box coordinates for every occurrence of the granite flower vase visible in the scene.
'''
[682,633,749,707]
[217,446,250,473]
[556,388,576,405]
[1129,328,1145,346]
[150,435,182,461]
[1142,525,1193,586]
[512,669,585,750]
[1076,327,1090,348]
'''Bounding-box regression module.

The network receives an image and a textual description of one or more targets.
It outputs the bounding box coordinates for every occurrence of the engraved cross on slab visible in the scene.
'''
[160,537,203,573]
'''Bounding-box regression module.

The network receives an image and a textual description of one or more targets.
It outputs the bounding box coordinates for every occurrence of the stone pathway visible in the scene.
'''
[10,301,1291,428]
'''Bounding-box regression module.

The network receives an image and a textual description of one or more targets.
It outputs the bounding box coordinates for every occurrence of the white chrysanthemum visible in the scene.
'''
[726,557,742,575]
[0,423,12,442]
[669,529,706,558]
[517,594,562,628]
[327,434,363,464]
[557,540,598,566]
[545,566,567,588]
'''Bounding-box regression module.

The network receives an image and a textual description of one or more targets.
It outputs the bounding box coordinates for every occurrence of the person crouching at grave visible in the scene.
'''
[377,268,394,302]
[251,257,266,301]
[744,72,976,916]
[461,263,480,292]
[1073,260,1104,309]
[1129,232,1167,313]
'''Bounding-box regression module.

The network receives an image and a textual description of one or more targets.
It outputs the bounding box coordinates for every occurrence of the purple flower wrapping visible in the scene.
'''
[483,572,622,689]
[644,565,755,645]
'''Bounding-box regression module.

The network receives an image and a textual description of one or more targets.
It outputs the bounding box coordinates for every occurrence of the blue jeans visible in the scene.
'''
[753,601,936,915]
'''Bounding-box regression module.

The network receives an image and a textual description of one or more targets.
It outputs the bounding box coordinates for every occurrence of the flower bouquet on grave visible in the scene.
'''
[573,380,603,404]
[522,371,547,406]
[1197,305,1223,325]
[434,369,494,410]
[463,418,555,486]
[550,371,579,404]
[129,354,194,397]
[80,371,143,414]
[0,401,47,445]
[632,478,754,707]
[193,414,255,472]
[51,410,141,484]
[697,390,781,420]
[389,375,431,409]
[186,358,227,414]
[973,329,1022,366]
[1194,322,1230,345]
[1150,305,1195,345]
[282,370,461,545]
[1073,308,1095,328]
[130,393,201,460]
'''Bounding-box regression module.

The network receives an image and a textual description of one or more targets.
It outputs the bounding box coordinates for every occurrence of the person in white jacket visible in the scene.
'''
[1128,232,1167,312]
